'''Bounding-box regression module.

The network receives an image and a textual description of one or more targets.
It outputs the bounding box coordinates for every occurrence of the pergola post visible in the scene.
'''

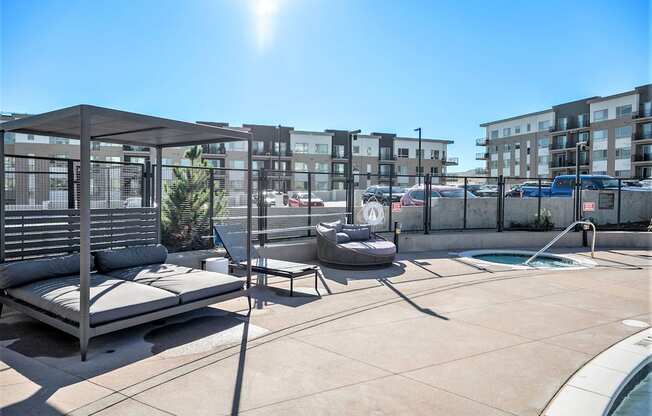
[246,134,252,291]
[0,130,5,263]
[79,106,91,361]
[155,146,163,244]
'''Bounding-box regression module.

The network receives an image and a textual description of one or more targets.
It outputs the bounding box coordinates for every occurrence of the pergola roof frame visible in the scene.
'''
[0,104,254,361]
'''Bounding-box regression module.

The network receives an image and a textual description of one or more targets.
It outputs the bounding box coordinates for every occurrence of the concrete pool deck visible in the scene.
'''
[1,247,650,415]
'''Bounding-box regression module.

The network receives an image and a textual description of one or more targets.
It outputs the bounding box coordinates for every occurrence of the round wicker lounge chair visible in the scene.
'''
[315,221,396,267]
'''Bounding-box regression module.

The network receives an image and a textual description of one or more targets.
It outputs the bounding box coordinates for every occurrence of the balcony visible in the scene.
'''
[271,150,293,158]
[202,144,226,155]
[379,154,397,161]
[443,157,459,166]
[476,137,488,146]
[332,151,347,159]
[634,133,652,142]
[633,154,652,162]
[633,110,652,120]
[475,152,488,160]
[550,140,577,151]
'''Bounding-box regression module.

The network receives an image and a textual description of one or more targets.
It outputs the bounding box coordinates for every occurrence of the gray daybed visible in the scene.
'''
[316,221,396,267]
[0,245,249,360]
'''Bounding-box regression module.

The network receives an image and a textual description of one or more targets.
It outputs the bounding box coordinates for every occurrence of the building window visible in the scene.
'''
[578,132,589,143]
[294,162,308,171]
[592,149,608,161]
[430,166,439,174]
[644,101,652,117]
[332,163,345,174]
[379,164,392,176]
[252,141,265,153]
[578,113,588,127]
[642,123,652,139]
[537,155,550,165]
[538,120,551,131]
[615,126,633,138]
[490,130,499,139]
[558,117,568,130]
[615,146,631,159]
[314,143,329,154]
[592,129,608,142]
[397,148,409,158]
[294,143,309,154]
[333,144,345,158]
[353,145,360,155]
[273,161,288,170]
[616,105,632,118]
[380,147,393,160]
[431,149,440,160]
[526,123,531,132]
[514,126,521,134]
[503,127,511,137]
[593,109,608,121]
[615,170,631,178]
[314,162,329,172]
[537,138,549,148]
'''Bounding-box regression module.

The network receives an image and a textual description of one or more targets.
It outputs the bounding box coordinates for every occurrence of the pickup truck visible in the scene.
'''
[520,175,622,197]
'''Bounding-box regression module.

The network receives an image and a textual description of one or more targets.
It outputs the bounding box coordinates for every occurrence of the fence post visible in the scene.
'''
[463,177,468,229]
[67,159,75,209]
[424,174,431,234]
[0,131,4,263]
[307,172,312,237]
[144,161,151,207]
[388,169,394,232]
[537,178,542,227]
[617,179,622,228]
[209,167,215,241]
[496,175,503,232]
[258,168,265,247]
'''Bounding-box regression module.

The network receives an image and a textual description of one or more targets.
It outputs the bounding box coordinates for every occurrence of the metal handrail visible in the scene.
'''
[524,220,595,265]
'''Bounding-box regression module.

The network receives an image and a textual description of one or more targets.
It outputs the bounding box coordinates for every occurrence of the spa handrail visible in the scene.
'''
[524,221,595,265]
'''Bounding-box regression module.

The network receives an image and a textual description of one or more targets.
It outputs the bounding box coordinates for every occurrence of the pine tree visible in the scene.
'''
[161,146,227,251]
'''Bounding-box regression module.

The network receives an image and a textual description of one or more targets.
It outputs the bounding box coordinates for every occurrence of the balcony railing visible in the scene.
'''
[202,144,226,155]
[634,133,652,141]
[476,137,488,146]
[634,154,652,162]
[550,140,577,150]
[272,150,293,157]
[443,157,459,166]
[332,151,347,159]
[475,152,488,160]
[379,154,397,161]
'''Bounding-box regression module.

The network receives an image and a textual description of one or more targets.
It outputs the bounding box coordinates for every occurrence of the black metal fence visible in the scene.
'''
[4,154,650,254]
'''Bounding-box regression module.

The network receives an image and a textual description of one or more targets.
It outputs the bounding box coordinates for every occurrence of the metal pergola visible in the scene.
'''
[0,105,254,358]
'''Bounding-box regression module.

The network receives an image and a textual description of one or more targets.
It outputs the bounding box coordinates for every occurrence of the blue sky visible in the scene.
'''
[1,0,649,171]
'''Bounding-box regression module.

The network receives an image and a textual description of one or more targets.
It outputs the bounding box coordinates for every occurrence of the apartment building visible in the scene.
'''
[477,84,652,179]
[1,113,456,206]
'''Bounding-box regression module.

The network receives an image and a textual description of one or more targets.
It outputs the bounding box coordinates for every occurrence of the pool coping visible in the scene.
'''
[456,249,597,270]
[543,328,652,416]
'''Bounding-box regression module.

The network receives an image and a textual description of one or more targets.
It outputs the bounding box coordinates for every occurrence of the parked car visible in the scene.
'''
[639,179,652,188]
[400,185,476,206]
[506,181,552,198]
[361,185,405,205]
[521,175,622,197]
[254,189,278,206]
[287,192,324,207]
[458,184,499,198]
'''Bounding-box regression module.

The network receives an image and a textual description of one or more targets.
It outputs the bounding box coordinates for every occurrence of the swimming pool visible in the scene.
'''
[458,249,595,270]
[610,364,651,416]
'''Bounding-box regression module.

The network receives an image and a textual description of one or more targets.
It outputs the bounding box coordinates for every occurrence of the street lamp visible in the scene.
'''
[414,127,422,185]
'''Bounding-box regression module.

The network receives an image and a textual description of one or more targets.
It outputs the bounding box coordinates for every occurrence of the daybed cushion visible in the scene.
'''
[338,240,397,257]
[105,264,244,303]
[341,225,371,241]
[317,224,337,242]
[335,232,351,243]
[0,254,82,290]
[320,220,342,232]
[7,274,178,326]
[94,245,168,273]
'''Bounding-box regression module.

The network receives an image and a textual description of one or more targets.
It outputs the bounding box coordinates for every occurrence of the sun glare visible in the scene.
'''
[251,0,281,51]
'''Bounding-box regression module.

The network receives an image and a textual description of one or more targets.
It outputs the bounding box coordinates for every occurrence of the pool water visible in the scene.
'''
[610,366,651,416]
[472,253,577,268]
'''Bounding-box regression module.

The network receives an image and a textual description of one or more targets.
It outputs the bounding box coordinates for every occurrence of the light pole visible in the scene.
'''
[575,138,589,223]
[414,127,422,185]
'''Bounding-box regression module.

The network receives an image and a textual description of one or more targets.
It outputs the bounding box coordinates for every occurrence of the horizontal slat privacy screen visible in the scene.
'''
[3,208,158,261]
